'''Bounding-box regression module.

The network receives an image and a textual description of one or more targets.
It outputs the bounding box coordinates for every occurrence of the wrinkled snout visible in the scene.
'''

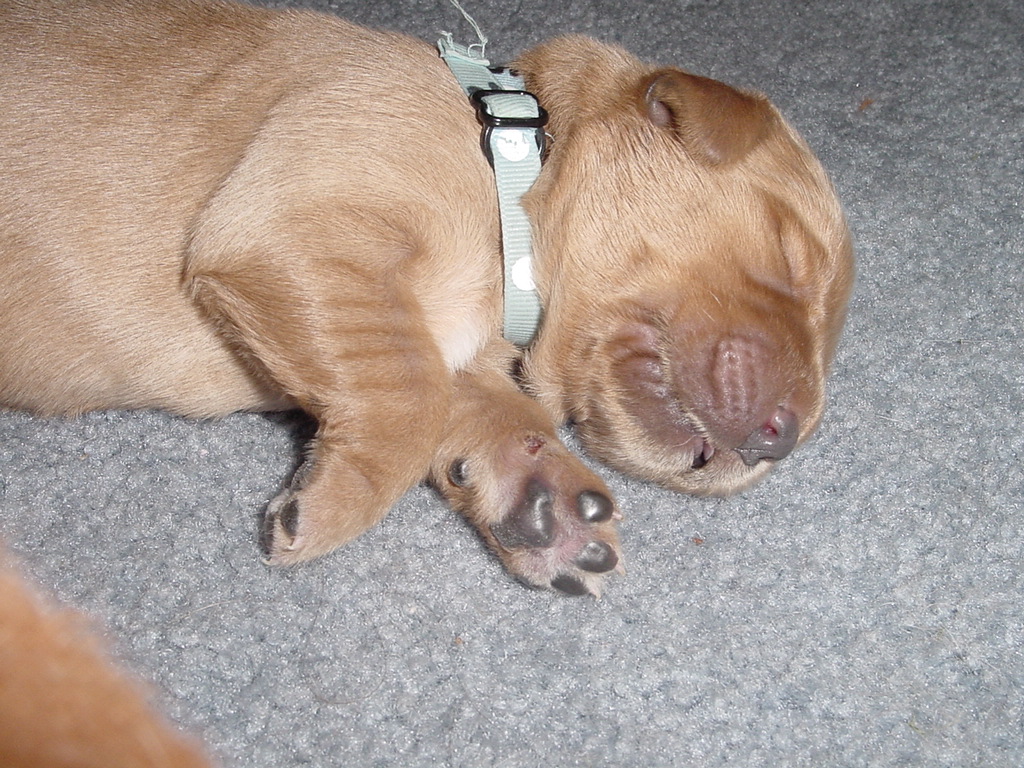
[674,328,805,468]
[597,313,816,495]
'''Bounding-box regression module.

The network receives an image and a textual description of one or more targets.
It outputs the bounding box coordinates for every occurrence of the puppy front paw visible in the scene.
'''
[441,435,623,597]
[259,448,398,566]
[490,480,621,596]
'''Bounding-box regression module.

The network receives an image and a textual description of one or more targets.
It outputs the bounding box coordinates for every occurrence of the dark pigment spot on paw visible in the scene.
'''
[575,540,619,573]
[577,490,614,523]
[491,479,554,549]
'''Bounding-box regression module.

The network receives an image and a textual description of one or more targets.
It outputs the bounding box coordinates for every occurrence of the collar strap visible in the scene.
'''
[438,36,546,346]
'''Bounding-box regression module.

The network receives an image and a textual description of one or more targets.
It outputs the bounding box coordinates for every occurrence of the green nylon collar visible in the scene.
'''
[438,35,545,347]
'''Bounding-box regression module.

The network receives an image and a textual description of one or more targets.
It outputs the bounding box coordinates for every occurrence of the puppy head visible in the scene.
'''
[517,37,853,495]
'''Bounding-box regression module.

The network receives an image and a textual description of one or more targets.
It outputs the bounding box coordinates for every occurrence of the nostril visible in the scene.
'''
[734,407,799,466]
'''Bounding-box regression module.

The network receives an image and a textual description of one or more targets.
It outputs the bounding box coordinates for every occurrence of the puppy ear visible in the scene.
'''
[515,36,647,137]
[643,70,776,166]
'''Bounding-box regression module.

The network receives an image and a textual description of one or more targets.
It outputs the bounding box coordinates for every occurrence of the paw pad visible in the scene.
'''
[551,574,589,596]
[490,483,620,597]
[577,490,614,523]
[492,479,554,549]
[447,458,470,487]
[260,493,300,558]
[574,540,618,573]
[278,498,300,538]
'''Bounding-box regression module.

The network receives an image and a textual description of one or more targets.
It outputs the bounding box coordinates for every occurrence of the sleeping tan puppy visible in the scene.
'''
[0,0,853,596]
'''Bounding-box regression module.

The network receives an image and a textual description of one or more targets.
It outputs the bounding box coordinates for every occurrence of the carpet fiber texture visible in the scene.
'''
[1,0,1021,765]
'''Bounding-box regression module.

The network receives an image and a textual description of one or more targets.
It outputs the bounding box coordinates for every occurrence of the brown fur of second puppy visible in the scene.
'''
[0,549,213,768]
[0,0,852,596]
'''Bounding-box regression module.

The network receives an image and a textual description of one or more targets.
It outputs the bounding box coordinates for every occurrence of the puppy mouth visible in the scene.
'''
[591,343,730,478]
[581,376,790,494]
[675,424,722,473]
[679,407,801,473]
[690,438,715,470]
[572,385,784,496]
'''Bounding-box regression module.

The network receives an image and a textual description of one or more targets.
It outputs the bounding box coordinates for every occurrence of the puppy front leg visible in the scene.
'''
[429,345,623,597]
[186,229,450,565]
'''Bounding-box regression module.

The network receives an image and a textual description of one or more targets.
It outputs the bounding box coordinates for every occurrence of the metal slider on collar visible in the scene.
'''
[470,88,549,166]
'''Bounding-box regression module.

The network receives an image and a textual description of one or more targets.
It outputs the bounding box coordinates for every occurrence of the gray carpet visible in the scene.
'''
[2,0,1022,765]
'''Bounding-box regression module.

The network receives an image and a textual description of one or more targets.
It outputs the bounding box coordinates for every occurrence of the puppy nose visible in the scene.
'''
[734,407,799,466]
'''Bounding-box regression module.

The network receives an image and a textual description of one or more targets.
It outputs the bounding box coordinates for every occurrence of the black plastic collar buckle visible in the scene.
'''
[470,88,549,166]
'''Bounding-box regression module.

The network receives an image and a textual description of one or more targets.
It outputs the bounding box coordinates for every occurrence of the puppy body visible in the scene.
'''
[0,0,852,594]
[0,0,497,415]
